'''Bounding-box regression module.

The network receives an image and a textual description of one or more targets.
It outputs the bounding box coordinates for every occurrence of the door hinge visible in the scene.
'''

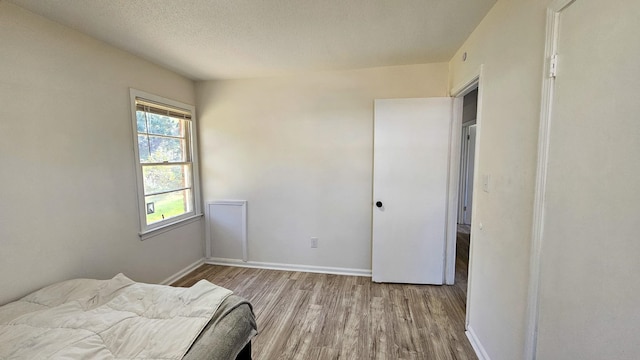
[467,134,470,140]
[549,53,558,78]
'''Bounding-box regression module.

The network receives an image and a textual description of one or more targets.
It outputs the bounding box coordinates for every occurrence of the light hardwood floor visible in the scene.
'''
[173,263,475,360]
[455,224,471,296]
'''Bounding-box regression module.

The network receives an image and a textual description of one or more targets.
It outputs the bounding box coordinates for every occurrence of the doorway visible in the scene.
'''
[456,89,478,295]
[459,89,478,226]
[444,71,483,336]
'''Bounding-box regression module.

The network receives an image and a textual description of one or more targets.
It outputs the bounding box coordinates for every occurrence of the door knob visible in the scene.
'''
[375,201,383,208]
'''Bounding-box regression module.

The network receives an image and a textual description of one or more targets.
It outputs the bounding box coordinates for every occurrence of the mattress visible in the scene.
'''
[184,294,257,360]
[0,275,257,360]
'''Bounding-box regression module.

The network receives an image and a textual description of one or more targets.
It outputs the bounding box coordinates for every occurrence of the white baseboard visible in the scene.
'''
[160,258,205,285]
[466,325,491,360]
[205,257,372,277]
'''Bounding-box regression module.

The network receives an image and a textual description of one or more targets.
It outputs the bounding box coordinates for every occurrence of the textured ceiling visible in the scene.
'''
[10,0,496,80]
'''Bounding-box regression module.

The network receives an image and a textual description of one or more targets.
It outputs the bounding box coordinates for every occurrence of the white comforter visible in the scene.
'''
[0,274,232,359]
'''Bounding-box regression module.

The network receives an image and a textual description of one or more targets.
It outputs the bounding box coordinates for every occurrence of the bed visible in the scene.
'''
[0,274,257,360]
[184,294,256,360]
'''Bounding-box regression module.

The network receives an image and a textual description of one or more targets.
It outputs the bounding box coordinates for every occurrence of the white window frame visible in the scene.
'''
[129,89,202,240]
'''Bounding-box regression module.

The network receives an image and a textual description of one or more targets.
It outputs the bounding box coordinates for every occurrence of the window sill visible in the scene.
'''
[139,213,203,241]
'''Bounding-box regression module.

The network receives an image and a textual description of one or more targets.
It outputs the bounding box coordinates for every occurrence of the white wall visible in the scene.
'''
[0,2,202,305]
[535,0,640,359]
[448,0,548,359]
[197,64,448,271]
[452,1,640,359]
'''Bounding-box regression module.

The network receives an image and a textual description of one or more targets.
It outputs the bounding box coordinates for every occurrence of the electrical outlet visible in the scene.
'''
[310,237,318,248]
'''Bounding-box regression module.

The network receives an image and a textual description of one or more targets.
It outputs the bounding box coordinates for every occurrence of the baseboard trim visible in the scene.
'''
[466,325,491,360]
[205,257,372,277]
[160,258,205,285]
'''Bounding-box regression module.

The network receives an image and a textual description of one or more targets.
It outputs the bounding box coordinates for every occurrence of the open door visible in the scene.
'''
[372,98,453,284]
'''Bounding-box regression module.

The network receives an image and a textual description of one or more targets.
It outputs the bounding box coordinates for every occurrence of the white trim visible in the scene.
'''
[450,71,482,98]
[159,258,205,285]
[444,96,463,284]
[524,1,573,359]
[445,74,481,284]
[205,257,372,277]
[204,203,212,258]
[128,88,202,238]
[139,213,203,240]
[465,68,484,329]
[551,0,576,12]
[447,66,484,328]
[466,325,492,360]
[205,200,248,261]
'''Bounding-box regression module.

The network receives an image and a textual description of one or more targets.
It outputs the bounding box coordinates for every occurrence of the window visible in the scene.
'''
[129,89,201,238]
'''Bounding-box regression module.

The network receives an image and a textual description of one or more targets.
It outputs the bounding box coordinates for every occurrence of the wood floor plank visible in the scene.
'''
[173,265,476,360]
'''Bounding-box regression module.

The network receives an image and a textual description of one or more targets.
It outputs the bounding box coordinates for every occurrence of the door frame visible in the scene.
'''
[524,1,574,359]
[444,65,484,325]
[445,65,483,286]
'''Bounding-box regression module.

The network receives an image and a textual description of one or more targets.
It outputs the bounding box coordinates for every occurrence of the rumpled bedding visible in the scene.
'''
[0,273,232,359]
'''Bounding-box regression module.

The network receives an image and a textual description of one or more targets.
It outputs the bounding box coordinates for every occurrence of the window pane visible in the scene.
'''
[136,111,147,132]
[138,135,185,163]
[145,189,193,225]
[142,164,192,195]
[138,135,150,161]
[144,113,185,137]
[132,91,200,233]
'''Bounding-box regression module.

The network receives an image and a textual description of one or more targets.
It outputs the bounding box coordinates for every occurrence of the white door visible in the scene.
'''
[535,0,640,358]
[462,124,476,225]
[372,98,452,284]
